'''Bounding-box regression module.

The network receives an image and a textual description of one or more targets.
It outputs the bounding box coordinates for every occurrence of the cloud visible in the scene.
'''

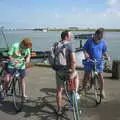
[55,13,62,19]
[105,0,120,16]
[107,0,120,6]
[61,0,120,28]
[0,0,120,28]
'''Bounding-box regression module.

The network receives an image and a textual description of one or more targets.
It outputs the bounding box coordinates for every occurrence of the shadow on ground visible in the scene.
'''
[0,88,120,120]
[85,99,120,120]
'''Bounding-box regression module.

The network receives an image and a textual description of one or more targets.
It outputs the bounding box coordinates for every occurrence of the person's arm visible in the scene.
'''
[25,49,32,68]
[103,52,110,61]
[8,44,18,63]
[83,40,90,59]
[83,51,89,59]
[24,48,31,63]
[68,44,76,72]
[69,52,76,72]
[25,54,31,63]
[102,41,110,61]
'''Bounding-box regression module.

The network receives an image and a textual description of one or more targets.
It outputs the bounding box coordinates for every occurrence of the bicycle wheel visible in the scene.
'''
[12,77,23,112]
[0,68,5,92]
[72,91,80,120]
[93,75,101,105]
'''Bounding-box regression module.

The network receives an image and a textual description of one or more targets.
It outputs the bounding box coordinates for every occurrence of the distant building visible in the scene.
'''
[33,28,48,32]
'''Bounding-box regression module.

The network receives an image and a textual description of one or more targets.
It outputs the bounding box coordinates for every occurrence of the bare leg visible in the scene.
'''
[75,73,79,92]
[56,87,63,109]
[4,73,11,89]
[82,72,90,89]
[98,72,106,98]
[98,72,104,92]
[21,78,26,97]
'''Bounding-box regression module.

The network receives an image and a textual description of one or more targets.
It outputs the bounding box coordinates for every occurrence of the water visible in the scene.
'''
[0,30,120,62]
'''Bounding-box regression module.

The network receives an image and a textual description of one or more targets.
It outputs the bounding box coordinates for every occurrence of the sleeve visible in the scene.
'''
[68,44,75,53]
[102,40,107,54]
[27,48,31,55]
[8,44,15,56]
[83,40,90,52]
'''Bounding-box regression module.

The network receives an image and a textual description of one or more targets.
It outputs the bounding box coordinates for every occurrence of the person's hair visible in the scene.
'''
[95,28,104,35]
[61,30,70,40]
[94,28,104,40]
[21,38,32,48]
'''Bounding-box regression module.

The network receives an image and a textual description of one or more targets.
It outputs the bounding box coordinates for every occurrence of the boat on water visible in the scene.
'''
[33,28,48,32]
[0,29,90,67]
[31,33,93,66]
[74,33,94,39]
[74,33,94,67]
[0,29,111,71]
[42,29,48,32]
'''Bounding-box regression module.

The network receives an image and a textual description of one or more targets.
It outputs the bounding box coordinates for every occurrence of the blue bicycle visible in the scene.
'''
[82,58,104,105]
[63,72,81,120]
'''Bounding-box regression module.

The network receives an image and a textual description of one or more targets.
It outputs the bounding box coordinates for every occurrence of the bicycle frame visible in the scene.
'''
[0,59,24,112]
[64,78,80,120]
[91,59,98,83]
[64,77,76,104]
[89,58,103,104]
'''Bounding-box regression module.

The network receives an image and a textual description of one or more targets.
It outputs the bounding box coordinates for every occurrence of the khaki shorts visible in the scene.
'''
[56,70,78,89]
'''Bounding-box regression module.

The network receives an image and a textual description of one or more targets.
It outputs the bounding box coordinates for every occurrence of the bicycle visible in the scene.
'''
[0,59,24,112]
[82,58,104,105]
[63,71,81,120]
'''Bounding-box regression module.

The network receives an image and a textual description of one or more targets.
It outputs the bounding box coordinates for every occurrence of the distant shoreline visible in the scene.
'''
[6,28,120,32]
[48,28,120,32]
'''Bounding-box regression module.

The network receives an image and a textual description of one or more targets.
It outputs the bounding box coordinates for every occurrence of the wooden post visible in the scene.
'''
[80,40,83,48]
[112,60,120,79]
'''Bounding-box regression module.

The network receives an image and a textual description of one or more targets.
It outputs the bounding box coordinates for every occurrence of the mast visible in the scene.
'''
[0,26,9,49]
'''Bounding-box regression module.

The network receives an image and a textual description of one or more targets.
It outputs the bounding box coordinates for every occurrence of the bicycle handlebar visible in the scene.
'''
[85,58,104,63]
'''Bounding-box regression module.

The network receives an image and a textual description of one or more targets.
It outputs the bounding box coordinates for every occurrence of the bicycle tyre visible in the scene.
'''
[72,91,80,120]
[64,80,72,104]
[93,75,102,105]
[12,77,23,112]
[0,68,5,92]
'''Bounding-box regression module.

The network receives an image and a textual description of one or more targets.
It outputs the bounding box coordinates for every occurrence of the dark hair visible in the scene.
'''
[94,28,104,40]
[61,30,69,40]
[95,28,104,35]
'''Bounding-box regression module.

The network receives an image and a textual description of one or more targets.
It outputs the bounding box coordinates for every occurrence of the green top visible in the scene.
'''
[8,43,31,69]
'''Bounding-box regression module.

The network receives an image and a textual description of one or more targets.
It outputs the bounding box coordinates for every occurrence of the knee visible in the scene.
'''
[4,74,10,81]
[98,72,103,76]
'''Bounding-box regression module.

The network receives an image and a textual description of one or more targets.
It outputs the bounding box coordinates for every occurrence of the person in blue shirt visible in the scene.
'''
[82,28,110,98]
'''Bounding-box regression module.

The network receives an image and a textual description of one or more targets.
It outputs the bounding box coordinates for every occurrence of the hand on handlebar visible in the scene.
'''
[68,68,75,73]
[13,60,20,64]
[11,58,32,68]
[104,56,110,61]
[25,62,32,68]
[84,54,90,60]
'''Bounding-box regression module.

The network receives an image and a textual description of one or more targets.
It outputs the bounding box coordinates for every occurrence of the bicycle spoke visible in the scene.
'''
[94,76,101,105]
[13,78,23,112]
[72,91,80,120]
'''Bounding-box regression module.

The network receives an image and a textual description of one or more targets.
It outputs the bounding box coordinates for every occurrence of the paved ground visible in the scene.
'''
[0,66,120,120]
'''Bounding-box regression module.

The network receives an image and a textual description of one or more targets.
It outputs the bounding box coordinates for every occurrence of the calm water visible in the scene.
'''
[0,30,120,61]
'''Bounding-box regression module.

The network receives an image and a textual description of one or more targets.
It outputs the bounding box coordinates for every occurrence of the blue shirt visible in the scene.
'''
[83,39,107,59]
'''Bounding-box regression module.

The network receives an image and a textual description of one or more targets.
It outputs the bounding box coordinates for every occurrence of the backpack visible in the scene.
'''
[49,41,68,71]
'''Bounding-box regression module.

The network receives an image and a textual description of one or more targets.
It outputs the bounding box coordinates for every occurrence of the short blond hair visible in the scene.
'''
[21,38,32,48]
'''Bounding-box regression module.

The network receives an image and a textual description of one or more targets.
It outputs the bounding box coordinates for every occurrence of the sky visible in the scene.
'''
[0,0,120,29]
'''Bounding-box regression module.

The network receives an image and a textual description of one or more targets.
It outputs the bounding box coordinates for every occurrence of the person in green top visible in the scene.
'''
[4,38,32,99]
